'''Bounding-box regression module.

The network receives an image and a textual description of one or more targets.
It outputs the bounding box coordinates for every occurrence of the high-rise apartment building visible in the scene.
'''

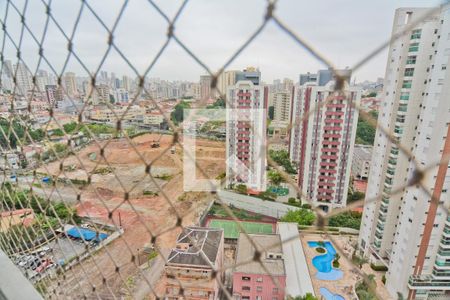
[63,72,78,98]
[14,62,32,95]
[299,69,334,87]
[289,80,360,212]
[358,6,450,299]
[226,68,267,192]
[217,70,237,99]
[273,92,292,122]
[200,75,212,101]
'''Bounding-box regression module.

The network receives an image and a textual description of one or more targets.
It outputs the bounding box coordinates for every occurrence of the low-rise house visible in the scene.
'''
[164,227,224,300]
[232,233,286,300]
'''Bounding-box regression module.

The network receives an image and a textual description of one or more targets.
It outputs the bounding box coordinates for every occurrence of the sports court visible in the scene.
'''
[207,219,274,239]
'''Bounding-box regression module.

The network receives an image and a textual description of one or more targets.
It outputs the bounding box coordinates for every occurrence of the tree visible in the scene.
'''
[170,101,191,125]
[268,170,284,185]
[355,110,378,145]
[328,211,362,230]
[280,209,316,226]
[63,122,78,134]
[235,184,247,195]
[287,294,318,300]
[269,150,296,174]
[51,128,65,136]
[352,254,368,268]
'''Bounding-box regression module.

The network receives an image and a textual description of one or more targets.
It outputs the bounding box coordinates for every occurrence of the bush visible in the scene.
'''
[316,247,326,253]
[370,263,388,271]
[268,150,297,174]
[333,260,340,268]
[328,211,362,230]
[302,203,312,209]
[280,208,315,226]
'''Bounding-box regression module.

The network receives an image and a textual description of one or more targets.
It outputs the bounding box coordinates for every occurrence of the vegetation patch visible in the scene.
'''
[280,208,315,226]
[208,203,262,221]
[316,247,326,253]
[370,263,388,271]
[328,211,362,230]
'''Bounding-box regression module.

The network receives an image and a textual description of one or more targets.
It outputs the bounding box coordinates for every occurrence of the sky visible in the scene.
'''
[0,0,444,83]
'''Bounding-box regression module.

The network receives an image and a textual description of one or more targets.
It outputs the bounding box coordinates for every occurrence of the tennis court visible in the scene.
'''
[207,219,274,239]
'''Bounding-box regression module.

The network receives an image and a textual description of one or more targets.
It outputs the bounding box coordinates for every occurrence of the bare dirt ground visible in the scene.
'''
[41,134,226,299]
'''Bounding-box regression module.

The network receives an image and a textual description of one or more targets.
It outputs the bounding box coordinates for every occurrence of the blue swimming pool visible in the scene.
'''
[320,287,345,300]
[308,241,343,280]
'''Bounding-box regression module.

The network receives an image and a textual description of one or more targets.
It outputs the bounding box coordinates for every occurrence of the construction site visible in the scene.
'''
[34,133,226,298]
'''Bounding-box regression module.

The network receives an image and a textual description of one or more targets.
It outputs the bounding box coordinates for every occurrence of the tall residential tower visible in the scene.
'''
[289,78,360,212]
[226,68,267,192]
[358,6,450,299]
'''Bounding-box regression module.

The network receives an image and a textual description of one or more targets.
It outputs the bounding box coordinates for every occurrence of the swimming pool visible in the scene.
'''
[308,241,343,280]
[320,287,345,300]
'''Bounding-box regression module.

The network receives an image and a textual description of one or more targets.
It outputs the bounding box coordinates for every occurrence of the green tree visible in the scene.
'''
[355,110,378,145]
[235,184,247,195]
[268,170,284,185]
[269,150,296,174]
[280,209,316,226]
[51,128,65,136]
[287,294,318,300]
[63,122,78,134]
[170,101,191,125]
[328,211,362,230]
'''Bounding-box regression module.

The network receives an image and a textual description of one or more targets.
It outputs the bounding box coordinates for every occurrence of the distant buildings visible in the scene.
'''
[289,79,361,212]
[351,144,372,180]
[226,68,267,192]
[164,227,224,300]
[273,92,291,123]
[232,233,286,300]
[200,75,212,101]
[299,69,334,86]
[358,6,450,299]
[63,72,78,98]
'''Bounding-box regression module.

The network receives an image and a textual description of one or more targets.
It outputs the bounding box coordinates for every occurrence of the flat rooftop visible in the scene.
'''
[354,144,372,160]
[277,222,315,297]
[234,233,285,276]
[167,227,223,268]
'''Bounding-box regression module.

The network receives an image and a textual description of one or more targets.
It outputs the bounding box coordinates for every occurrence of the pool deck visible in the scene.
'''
[301,234,361,300]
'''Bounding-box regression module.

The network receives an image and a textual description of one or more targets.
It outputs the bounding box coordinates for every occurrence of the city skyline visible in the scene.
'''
[0,0,442,83]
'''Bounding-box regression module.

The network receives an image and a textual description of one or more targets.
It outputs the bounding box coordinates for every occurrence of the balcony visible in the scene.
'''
[408,275,450,290]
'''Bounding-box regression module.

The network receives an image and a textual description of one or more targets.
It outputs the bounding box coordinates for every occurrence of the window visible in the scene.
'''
[404,68,414,76]
[256,277,263,282]
[256,297,262,300]
[410,29,422,39]
[398,104,408,112]
[242,286,251,291]
[400,92,410,100]
[242,276,251,281]
[273,288,279,294]
[406,55,416,64]
[256,286,263,292]
[409,43,419,52]
[402,80,412,88]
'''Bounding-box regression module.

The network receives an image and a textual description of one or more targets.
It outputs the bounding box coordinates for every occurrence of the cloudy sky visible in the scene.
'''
[0,0,443,83]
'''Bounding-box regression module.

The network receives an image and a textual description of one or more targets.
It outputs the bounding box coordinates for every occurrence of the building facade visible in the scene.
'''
[232,233,286,300]
[226,72,267,192]
[358,6,450,299]
[273,91,292,123]
[351,145,372,180]
[289,81,360,212]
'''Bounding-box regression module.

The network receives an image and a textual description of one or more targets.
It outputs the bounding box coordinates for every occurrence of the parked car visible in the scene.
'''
[36,259,54,273]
